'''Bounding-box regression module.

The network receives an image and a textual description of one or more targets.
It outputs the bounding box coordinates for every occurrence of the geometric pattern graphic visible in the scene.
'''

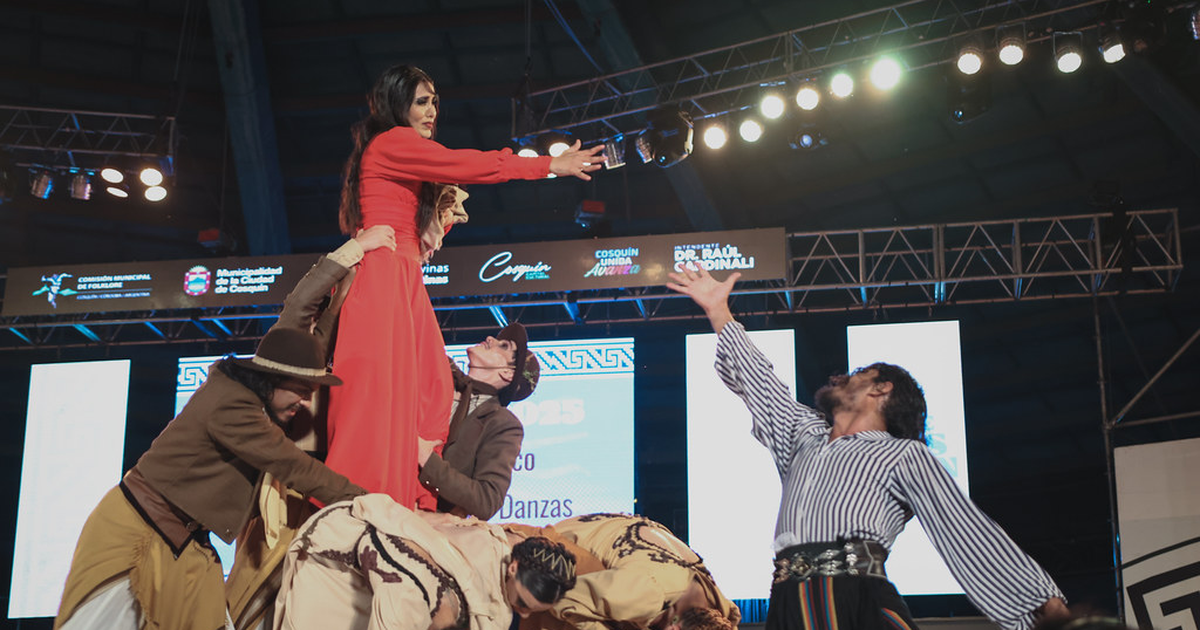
[177,355,222,395]
[1125,538,1200,630]
[447,338,634,377]
[177,354,248,396]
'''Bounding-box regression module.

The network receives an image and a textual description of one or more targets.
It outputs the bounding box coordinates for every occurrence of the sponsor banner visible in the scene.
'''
[422,227,786,297]
[3,254,320,317]
[3,228,786,316]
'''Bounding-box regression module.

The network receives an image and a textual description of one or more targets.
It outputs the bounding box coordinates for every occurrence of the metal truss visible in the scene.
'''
[514,0,1124,140]
[0,105,176,170]
[0,209,1181,350]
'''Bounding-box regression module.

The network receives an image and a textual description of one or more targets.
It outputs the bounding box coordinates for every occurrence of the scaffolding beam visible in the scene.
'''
[0,208,1182,350]
[513,0,1159,141]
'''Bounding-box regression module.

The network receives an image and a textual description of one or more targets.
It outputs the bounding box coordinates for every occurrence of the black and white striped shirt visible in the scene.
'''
[715,321,1063,630]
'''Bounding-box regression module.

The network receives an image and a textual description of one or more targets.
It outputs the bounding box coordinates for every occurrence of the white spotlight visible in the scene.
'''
[100,167,124,184]
[999,41,1025,65]
[517,147,539,158]
[1055,32,1084,74]
[703,125,728,150]
[105,185,129,198]
[869,57,902,90]
[139,167,164,186]
[760,94,786,120]
[1101,41,1126,64]
[739,119,763,143]
[548,141,571,157]
[957,47,983,75]
[145,186,167,202]
[1057,51,1082,73]
[795,85,820,111]
[830,72,854,99]
[1099,28,1126,64]
[998,25,1026,66]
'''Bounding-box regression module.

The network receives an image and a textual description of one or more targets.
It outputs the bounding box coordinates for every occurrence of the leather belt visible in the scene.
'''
[773,540,889,583]
[121,467,208,556]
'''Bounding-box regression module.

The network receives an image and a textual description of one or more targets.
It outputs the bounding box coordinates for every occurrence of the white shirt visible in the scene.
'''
[715,321,1063,630]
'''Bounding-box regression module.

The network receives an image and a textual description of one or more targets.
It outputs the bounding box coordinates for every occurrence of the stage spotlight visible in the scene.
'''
[703,124,728,150]
[830,71,854,98]
[956,45,983,75]
[548,140,570,157]
[795,84,820,111]
[869,57,902,90]
[1099,25,1125,63]
[998,25,1026,65]
[789,129,827,151]
[69,172,92,200]
[100,167,124,184]
[760,93,786,120]
[739,118,763,143]
[105,183,129,198]
[636,107,694,168]
[30,170,54,199]
[1054,32,1083,73]
[139,166,164,186]
[535,131,573,158]
[517,147,539,158]
[145,185,167,202]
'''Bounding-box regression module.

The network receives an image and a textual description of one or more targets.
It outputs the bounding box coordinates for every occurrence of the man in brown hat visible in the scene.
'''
[54,227,396,630]
[418,322,541,519]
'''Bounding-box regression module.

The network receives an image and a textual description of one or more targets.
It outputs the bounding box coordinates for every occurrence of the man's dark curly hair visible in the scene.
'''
[511,536,577,605]
[864,362,927,443]
[215,356,286,406]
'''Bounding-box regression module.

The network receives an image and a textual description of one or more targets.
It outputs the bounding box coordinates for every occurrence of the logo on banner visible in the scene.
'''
[479,251,551,283]
[422,263,450,286]
[673,243,756,272]
[584,247,642,278]
[31,273,77,308]
[184,266,212,296]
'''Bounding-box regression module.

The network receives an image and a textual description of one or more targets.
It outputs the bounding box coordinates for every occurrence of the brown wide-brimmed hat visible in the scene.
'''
[234,327,343,386]
[496,323,540,405]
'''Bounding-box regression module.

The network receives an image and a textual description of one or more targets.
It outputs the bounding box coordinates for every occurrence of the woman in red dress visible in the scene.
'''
[327,64,603,509]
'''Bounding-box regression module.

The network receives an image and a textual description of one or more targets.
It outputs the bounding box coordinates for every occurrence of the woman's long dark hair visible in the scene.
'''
[338,64,441,236]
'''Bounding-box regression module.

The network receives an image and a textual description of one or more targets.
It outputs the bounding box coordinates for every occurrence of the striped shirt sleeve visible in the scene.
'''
[893,443,1064,630]
[714,321,826,478]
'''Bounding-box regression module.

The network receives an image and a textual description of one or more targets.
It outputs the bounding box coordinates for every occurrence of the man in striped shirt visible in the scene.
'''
[667,265,1068,630]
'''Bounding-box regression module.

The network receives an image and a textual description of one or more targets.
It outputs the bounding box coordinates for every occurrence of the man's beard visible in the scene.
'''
[814,383,840,418]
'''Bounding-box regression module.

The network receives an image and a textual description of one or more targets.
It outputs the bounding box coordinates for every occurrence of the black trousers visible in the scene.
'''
[767,574,920,630]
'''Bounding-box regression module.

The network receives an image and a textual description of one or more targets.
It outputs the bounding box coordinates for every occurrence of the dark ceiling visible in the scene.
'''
[2,0,1199,621]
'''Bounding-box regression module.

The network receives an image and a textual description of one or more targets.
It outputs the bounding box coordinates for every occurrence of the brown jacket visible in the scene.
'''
[419,362,523,519]
[135,252,366,543]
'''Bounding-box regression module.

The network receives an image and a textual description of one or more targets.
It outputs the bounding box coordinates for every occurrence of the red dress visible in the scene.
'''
[326,126,550,509]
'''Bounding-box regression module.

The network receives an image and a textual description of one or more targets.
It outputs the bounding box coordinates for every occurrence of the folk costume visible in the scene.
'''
[714,321,1064,630]
[224,241,365,630]
[513,514,740,630]
[54,243,368,630]
[326,125,550,510]
[273,494,512,630]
